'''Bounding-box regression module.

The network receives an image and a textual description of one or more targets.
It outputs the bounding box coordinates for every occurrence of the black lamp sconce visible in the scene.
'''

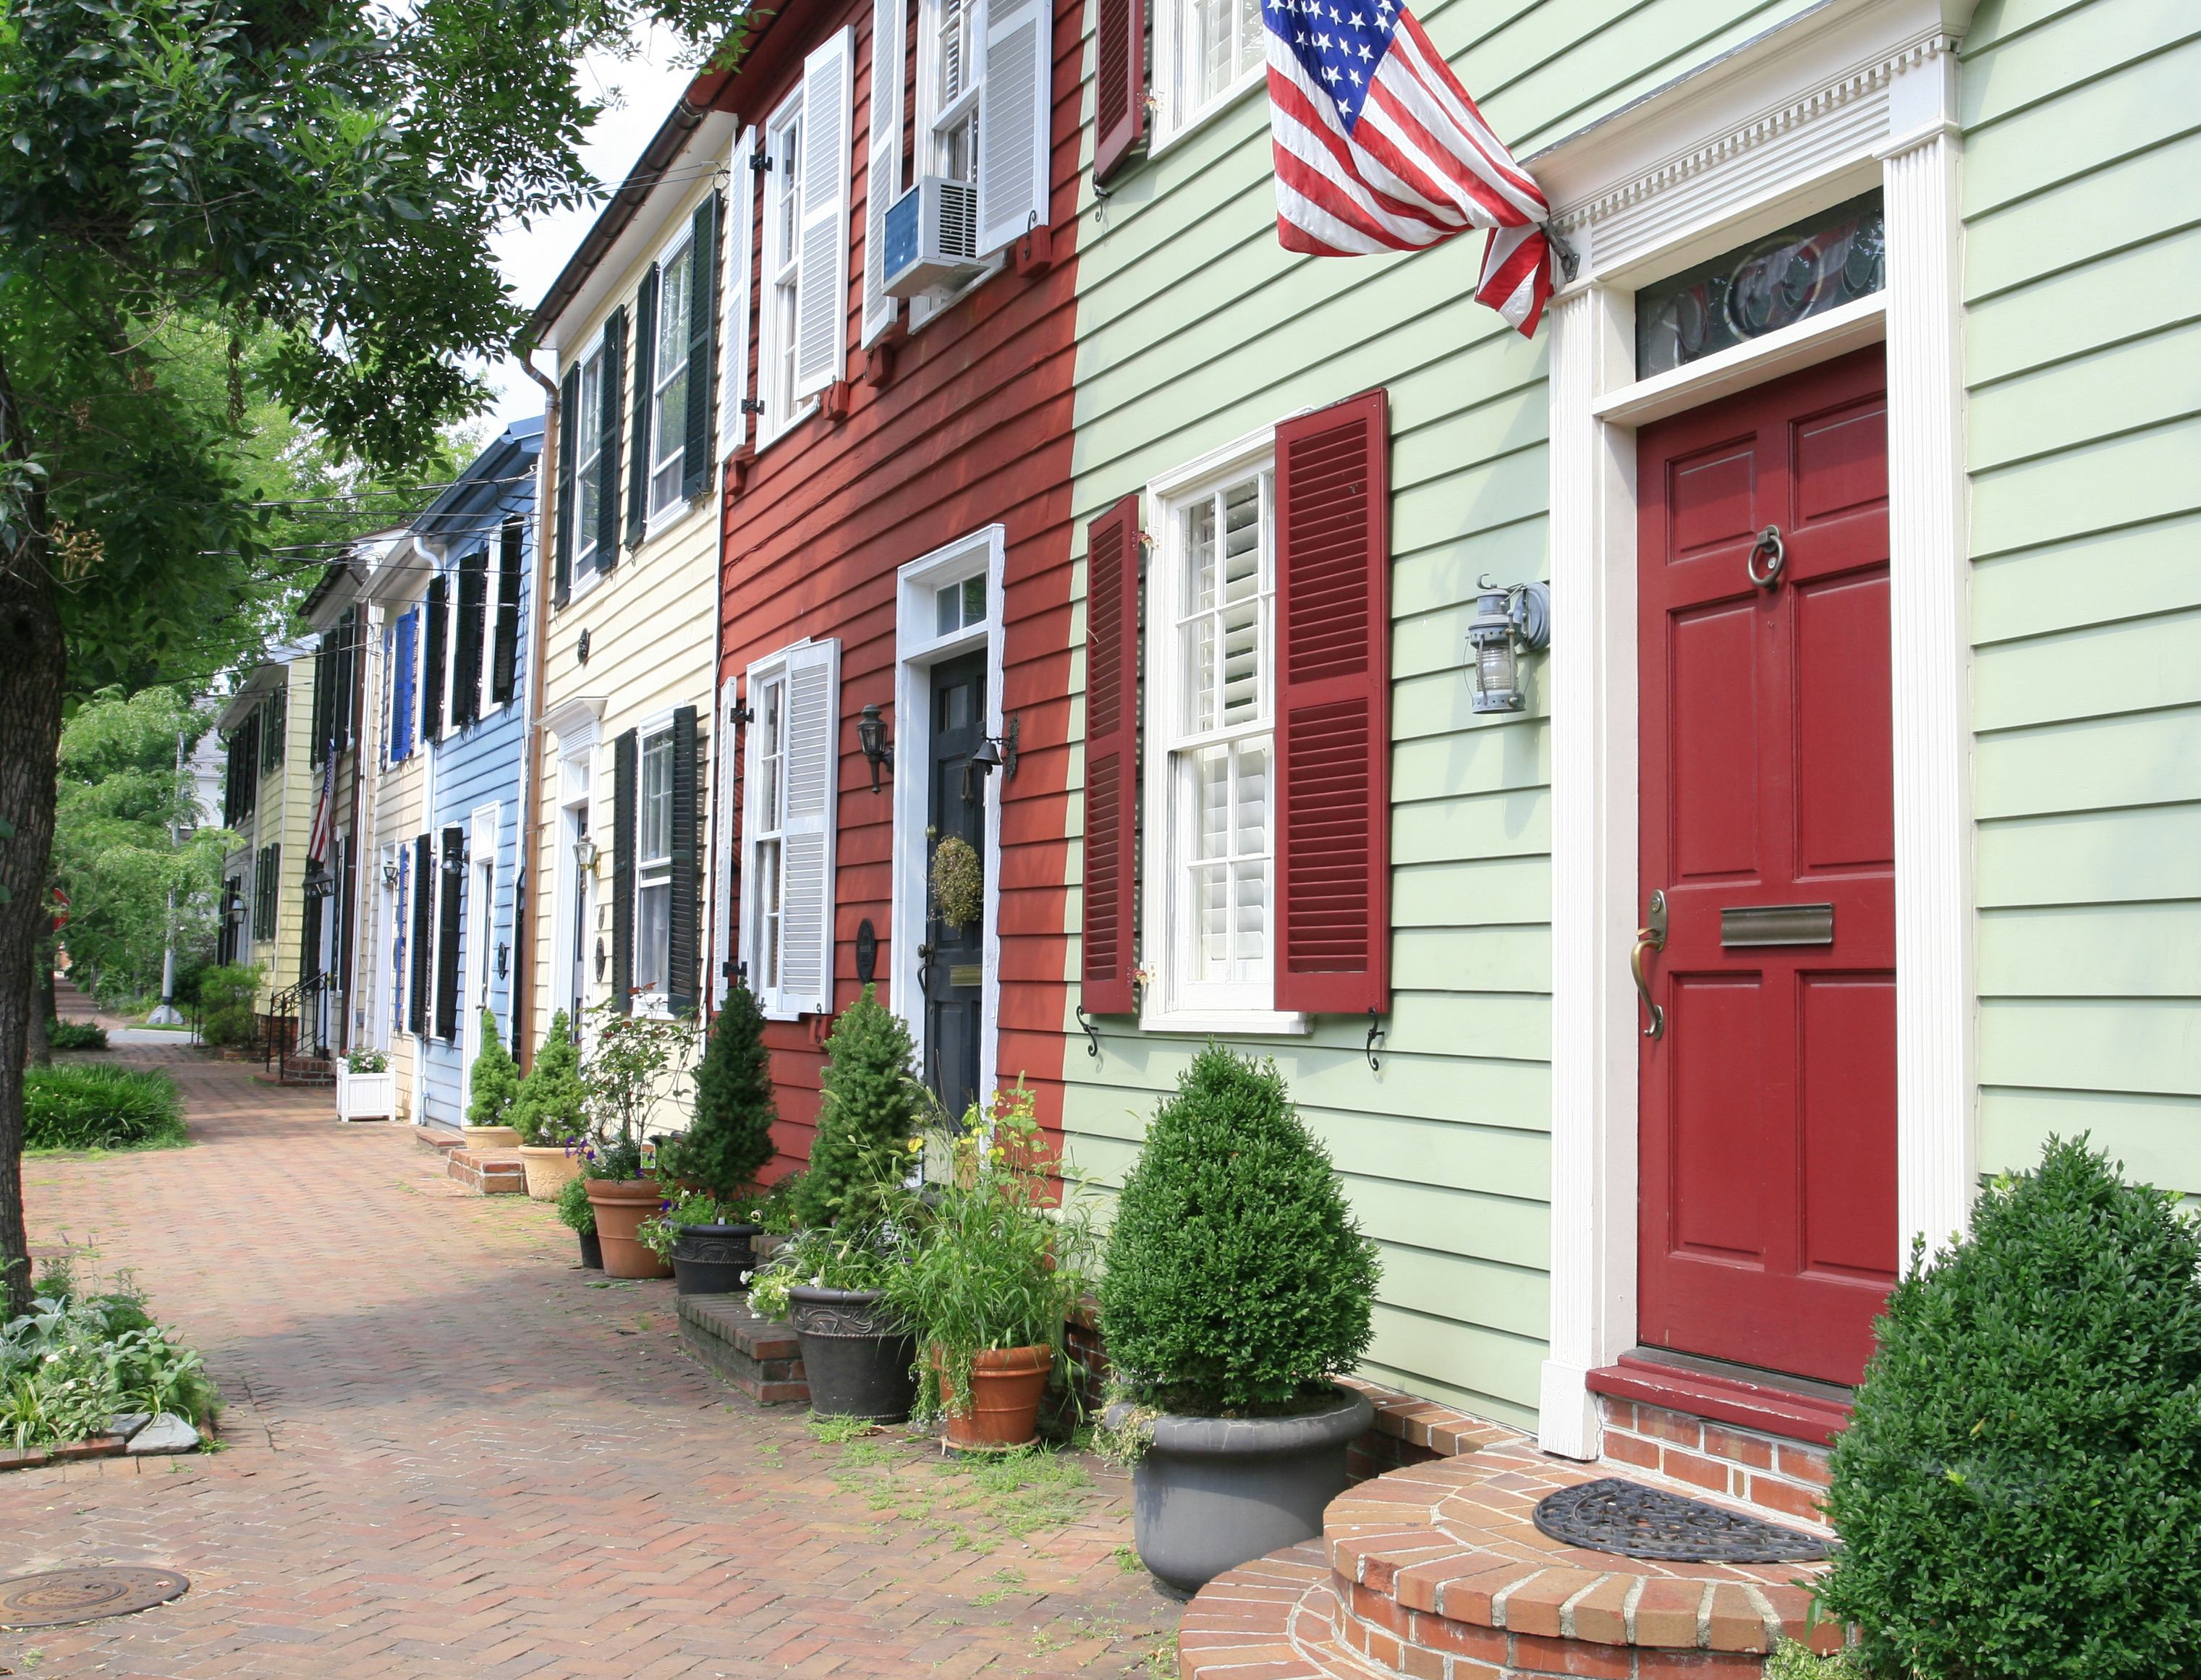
[576,628,591,666]
[381,861,400,888]
[971,714,1020,781]
[496,943,509,980]
[856,703,894,793]
[594,937,606,981]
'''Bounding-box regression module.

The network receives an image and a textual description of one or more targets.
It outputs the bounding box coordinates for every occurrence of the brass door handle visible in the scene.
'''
[1633,889,1668,1040]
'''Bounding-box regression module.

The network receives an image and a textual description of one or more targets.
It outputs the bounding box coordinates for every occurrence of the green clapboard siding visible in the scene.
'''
[1963,0,2201,1189]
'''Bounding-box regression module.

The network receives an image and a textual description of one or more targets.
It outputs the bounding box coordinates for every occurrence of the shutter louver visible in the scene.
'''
[422,575,448,741]
[554,365,577,604]
[1273,389,1391,1015]
[454,548,487,726]
[1080,493,1140,1014]
[309,649,330,766]
[595,306,626,571]
[436,826,465,1040]
[627,266,658,547]
[668,705,700,1014]
[976,0,1051,257]
[491,518,522,707]
[861,0,905,346]
[410,834,433,1035]
[393,610,416,760]
[778,640,841,1015]
[1093,0,1144,184]
[723,129,758,455]
[612,729,637,1016]
[682,198,718,499]
[793,30,854,399]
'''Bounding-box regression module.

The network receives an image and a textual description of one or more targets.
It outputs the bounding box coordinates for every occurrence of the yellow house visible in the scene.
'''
[217,648,317,1019]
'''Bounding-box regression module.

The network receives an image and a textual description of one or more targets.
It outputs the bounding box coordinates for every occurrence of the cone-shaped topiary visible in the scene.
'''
[467,1008,520,1127]
[1099,1045,1379,1416]
[1817,1136,2201,1680]
[668,979,779,1200]
[509,1011,588,1147]
[792,984,920,1230]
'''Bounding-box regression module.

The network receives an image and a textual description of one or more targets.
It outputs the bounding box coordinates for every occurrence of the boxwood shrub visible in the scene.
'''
[1817,1136,2201,1679]
[25,1065,186,1150]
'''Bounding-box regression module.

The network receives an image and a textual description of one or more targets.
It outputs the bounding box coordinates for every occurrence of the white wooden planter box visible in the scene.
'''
[335,1066,396,1122]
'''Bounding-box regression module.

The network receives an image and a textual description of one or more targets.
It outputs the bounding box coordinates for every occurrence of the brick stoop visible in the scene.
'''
[445,1148,526,1195]
[677,1294,808,1404]
[1182,1446,1846,1680]
[413,1126,467,1157]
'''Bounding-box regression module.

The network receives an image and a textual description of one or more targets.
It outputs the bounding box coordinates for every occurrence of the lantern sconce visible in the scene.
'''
[573,837,600,875]
[1466,578,1551,714]
[381,861,400,888]
[970,714,1020,781]
[856,703,894,794]
[496,943,509,980]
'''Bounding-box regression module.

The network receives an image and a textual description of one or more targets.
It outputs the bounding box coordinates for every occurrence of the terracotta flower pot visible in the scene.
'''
[935,1344,1053,1451]
[517,1145,583,1202]
[585,1179,673,1278]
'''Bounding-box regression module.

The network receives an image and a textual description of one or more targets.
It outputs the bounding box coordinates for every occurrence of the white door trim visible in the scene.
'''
[891,525,1007,1119]
[1537,0,1972,1459]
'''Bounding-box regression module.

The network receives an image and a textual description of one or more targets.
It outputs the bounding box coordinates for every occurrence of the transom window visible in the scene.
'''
[574,339,606,572]
[650,235,695,516]
[759,98,805,440]
[635,729,674,998]
[1158,0,1265,145]
[935,574,988,636]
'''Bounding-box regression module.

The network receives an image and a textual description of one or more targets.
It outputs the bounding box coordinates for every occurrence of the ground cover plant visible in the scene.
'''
[1816,1136,2201,1679]
[24,1066,185,1152]
[44,1020,109,1051]
[1,1258,219,1448]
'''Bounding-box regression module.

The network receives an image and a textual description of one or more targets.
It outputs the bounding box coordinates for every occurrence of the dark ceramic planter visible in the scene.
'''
[671,1223,762,1296]
[1111,1386,1373,1597]
[786,1284,917,1422]
[578,1231,603,1270]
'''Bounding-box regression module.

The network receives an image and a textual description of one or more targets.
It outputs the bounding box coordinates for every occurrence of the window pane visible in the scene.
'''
[640,734,673,861]
[760,681,784,831]
[636,879,669,992]
[962,574,986,624]
[1181,475,1267,734]
[1185,737,1271,985]
[937,583,960,636]
[756,839,782,988]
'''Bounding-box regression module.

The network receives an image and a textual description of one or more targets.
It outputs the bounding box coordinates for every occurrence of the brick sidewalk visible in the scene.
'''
[6,1054,1176,1678]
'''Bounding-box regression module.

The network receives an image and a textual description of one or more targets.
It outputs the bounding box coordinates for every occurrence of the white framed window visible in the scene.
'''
[1142,433,1306,1032]
[927,0,980,185]
[573,333,608,578]
[648,230,695,518]
[633,727,674,1003]
[1152,0,1265,151]
[742,638,841,1018]
[758,93,807,444]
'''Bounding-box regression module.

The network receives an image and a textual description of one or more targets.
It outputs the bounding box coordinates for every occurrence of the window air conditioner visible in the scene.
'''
[882,176,984,298]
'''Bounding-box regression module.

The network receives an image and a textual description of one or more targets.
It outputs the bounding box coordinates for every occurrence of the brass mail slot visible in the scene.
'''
[1721,903,1835,947]
[949,964,983,988]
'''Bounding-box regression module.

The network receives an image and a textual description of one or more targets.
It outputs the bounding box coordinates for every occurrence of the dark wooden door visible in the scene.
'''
[1636,347,1898,1386]
[923,652,988,1121]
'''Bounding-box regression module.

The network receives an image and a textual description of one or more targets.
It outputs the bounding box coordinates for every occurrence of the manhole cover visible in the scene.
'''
[1532,1477,1829,1564]
[0,1566,189,1628]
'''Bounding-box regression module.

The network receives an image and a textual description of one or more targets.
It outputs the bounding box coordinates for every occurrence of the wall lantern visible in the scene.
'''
[970,715,1020,781]
[1466,580,1551,714]
[380,861,401,888]
[304,870,336,900]
[574,838,600,875]
[496,942,510,980]
[856,703,894,794]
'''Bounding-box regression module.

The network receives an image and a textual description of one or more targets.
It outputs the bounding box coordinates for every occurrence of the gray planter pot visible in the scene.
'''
[1114,1386,1373,1597]
[786,1284,917,1422]
[671,1223,760,1296]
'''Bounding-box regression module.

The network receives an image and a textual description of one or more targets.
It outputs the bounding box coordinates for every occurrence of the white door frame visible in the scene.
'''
[891,525,1008,1120]
[1534,0,1975,1457]
[542,696,605,1040]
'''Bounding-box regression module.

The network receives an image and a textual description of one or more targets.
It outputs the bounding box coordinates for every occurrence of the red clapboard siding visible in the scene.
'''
[1080,493,1141,1013]
[1273,390,1391,1015]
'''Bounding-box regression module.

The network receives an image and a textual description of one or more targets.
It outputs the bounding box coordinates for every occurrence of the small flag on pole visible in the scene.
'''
[1263,0,1557,335]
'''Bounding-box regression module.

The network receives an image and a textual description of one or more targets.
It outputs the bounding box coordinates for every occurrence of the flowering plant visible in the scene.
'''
[342,1046,388,1074]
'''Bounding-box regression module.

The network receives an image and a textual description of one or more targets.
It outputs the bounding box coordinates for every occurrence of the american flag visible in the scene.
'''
[308,750,335,865]
[1263,0,1556,335]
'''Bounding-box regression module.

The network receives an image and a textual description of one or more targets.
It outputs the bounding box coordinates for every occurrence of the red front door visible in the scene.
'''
[1636,347,1897,1388]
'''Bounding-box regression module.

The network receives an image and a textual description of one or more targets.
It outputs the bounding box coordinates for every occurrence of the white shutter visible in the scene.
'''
[776,638,841,1014]
[975,0,1050,256]
[709,673,739,1009]
[794,29,855,399]
[720,128,758,457]
[862,0,906,346]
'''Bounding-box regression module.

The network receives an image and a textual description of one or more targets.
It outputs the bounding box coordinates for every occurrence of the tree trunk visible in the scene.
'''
[0,527,65,1322]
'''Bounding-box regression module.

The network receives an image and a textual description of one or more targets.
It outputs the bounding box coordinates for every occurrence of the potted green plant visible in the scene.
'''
[555,1171,601,1269]
[463,1009,522,1147]
[651,981,776,1293]
[1098,1045,1381,1597]
[576,1002,699,1278]
[336,1045,394,1121]
[750,1212,920,1422]
[883,1082,1091,1451]
[639,1190,763,1295]
[512,1011,589,1200]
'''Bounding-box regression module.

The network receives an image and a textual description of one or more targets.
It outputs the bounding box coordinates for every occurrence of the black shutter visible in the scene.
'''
[627,266,658,548]
[611,728,637,1017]
[436,826,465,1040]
[423,574,448,741]
[334,608,357,750]
[682,196,719,500]
[454,548,487,726]
[667,705,699,1015]
[339,835,358,1008]
[300,870,322,985]
[410,833,433,1035]
[266,687,285,769]
[554,365,577,606]
[491,517,522,707]
[309,650,330,766]
[595,306,625,572]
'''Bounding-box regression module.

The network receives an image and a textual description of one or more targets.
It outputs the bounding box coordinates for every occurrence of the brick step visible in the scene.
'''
[678,1294,807,1406]
[413,1127,467,1155]
[1178,1544,1396,1680]
[446,1149,526,1195]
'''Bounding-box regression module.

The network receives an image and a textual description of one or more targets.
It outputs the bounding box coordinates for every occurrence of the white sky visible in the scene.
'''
[479,42,703,434]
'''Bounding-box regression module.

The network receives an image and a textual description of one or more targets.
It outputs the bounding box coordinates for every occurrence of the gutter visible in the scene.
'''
[512,353,560,1072]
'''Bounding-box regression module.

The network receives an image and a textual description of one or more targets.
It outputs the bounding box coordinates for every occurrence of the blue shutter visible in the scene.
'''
[394,610,418,760]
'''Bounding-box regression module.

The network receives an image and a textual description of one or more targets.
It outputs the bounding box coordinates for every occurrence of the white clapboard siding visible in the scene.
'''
[975,0,1049,255]
[794,29,854,397]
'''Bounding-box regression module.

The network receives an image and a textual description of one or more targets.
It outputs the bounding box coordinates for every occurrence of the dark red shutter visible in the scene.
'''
[1094,0,1145,184]
[1080,493,1141,1013]
[1273,389,1391,1015]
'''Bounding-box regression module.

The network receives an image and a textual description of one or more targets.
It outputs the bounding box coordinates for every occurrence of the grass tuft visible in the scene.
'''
[25,1064,185,1152]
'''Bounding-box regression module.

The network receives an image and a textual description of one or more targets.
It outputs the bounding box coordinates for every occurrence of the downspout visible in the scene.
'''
[513,349,560,1073]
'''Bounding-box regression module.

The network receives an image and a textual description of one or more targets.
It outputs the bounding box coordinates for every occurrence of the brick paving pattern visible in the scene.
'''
[5,1051,1179,1678]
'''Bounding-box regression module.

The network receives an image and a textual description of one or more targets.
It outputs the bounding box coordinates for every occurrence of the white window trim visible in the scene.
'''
[756,90,820,451]
[543,695,605,1027]
[742,641,841,1019]
[1137,424,1312,1038]
[891,526,1007,1108]
[907,0,1005,332]
[1145,0,1268,161]
[569,326,611,593]
[643,221,700,538]
[1533,0,1971,1459]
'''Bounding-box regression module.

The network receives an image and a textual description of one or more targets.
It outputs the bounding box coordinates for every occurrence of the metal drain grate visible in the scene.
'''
[1532,1477,1830,1564]
[0,1566,189,1628]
